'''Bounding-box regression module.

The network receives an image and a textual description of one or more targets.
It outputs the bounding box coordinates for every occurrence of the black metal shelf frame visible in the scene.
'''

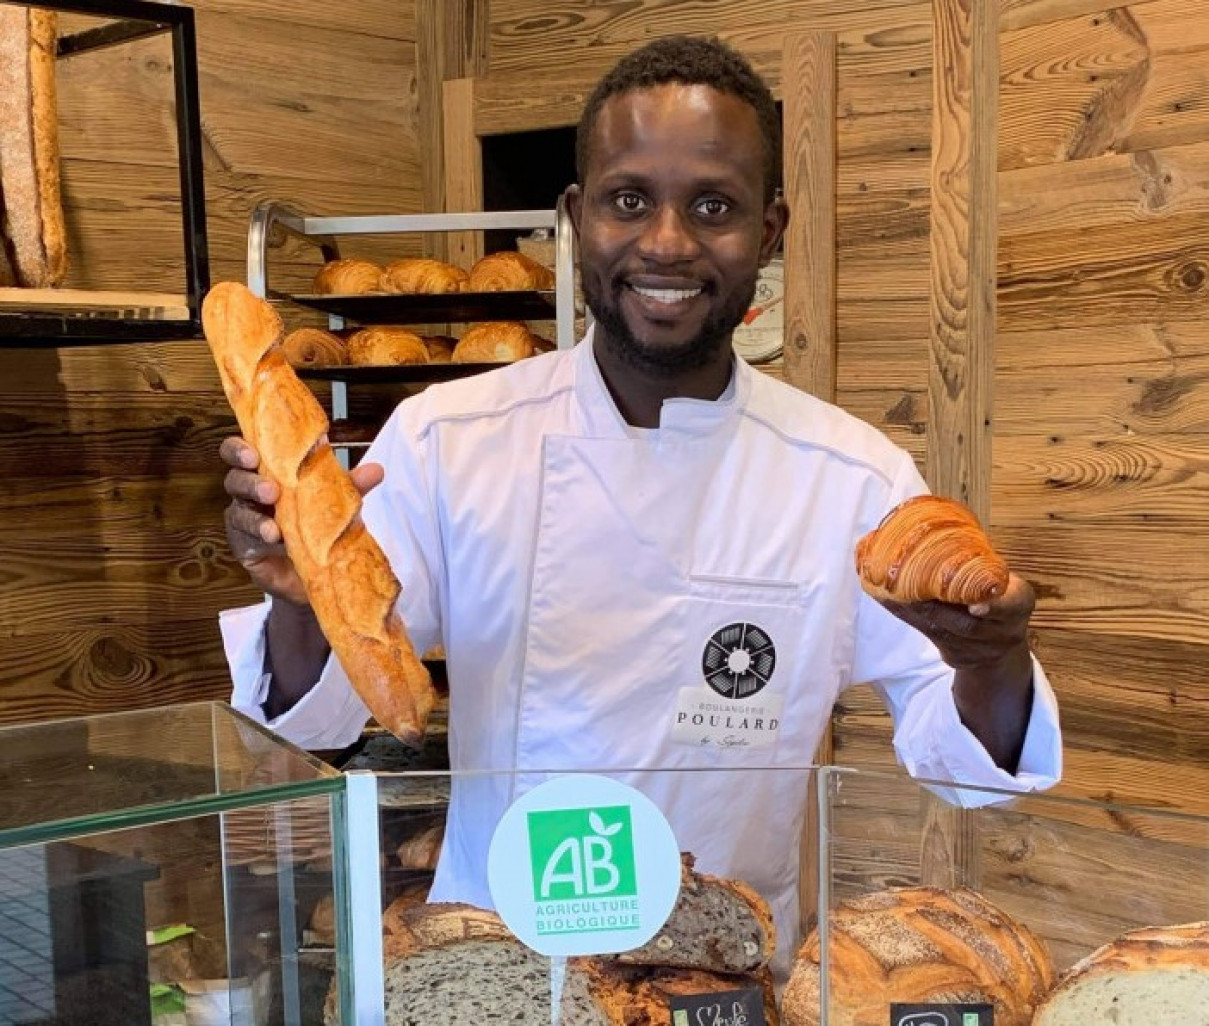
[0,0,210,344]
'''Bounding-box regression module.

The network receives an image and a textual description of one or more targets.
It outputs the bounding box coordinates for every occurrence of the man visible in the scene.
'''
[219,36,1060,972]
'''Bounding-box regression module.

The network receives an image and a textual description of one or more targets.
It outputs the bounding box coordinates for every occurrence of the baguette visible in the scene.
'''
[202,282,435,746]
[0,6,68,287]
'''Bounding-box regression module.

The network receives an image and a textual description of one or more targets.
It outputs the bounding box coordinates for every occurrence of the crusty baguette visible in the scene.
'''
[1032,921,1209,1025]
[0,6,68,287]
[202,282,435,746]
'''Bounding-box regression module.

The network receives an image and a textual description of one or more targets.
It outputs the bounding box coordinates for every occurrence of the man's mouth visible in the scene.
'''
[628,284,704,305]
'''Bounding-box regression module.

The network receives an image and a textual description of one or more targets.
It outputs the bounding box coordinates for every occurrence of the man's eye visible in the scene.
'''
[697,198,731,217]
[612,193,646,213]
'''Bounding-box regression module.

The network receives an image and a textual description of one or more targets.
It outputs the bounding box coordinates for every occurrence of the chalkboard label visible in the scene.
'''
[889,1004,993,1026]
[668,986,765,1025]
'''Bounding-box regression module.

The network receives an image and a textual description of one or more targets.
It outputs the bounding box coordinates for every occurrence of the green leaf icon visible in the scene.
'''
[589,811,623,836]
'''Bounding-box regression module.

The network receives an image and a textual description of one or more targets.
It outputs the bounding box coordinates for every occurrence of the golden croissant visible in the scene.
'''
[202,282,435,745]
[312,258,382,295]
[466,250,555,292]
[380,257,468,294]
[855,495,1009,605]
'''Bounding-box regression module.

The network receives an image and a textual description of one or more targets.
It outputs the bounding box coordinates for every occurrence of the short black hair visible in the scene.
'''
[576,35,782,204]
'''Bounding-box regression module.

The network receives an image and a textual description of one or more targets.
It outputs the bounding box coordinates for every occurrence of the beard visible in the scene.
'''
[584,272,758,378]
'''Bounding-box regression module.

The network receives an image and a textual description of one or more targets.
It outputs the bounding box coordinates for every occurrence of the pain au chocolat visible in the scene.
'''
[854,494,1009,606]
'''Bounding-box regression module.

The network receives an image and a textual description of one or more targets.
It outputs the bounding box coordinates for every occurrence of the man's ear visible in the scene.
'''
[759,192,789,266]
[563,184,584,240]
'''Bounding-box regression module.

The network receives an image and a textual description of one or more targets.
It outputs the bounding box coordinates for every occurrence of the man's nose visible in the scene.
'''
[636,205,700,263]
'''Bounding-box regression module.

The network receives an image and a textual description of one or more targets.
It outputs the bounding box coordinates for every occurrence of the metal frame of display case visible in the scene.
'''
[0,0,210,344]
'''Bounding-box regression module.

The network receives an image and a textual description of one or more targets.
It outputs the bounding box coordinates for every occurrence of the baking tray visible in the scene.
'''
[298,363,509,384]
[276,289,557,324]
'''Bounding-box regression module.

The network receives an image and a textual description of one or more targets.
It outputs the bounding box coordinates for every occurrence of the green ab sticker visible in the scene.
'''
[527,805,637,901]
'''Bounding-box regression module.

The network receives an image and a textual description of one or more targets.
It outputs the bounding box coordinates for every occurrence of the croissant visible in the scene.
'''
[312,258,383,296]
[202,282,435,746]
[466,250,555,292]
[451,321,536,364]
[855,494,1010,605]
[281,327,347,369]
[380,257,468,295]
[347,326,429,366]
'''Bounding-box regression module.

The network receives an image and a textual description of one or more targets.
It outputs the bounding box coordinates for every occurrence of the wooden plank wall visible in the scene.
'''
[0,2,421,725]
[482,0,1209,819]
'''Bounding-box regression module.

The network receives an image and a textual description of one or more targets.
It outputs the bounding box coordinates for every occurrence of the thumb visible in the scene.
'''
[350,460,385,497]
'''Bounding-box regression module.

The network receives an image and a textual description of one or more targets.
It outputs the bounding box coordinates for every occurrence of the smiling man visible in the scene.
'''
[217,36,1061,975]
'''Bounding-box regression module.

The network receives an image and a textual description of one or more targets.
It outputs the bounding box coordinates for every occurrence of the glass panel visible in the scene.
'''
[0,703,341,846]
[813,767,1209,1025]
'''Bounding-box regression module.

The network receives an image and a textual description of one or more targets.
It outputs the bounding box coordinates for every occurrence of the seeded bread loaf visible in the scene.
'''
[560,959,779,1025]
[1032,921,1209,1025]
[782,886,1054,1026]
[618,852,775,974]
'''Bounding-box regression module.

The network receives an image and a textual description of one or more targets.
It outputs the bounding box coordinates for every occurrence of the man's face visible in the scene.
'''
[570,84,786,377]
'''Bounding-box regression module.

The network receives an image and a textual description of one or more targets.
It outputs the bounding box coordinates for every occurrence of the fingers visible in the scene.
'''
[968,573,1035,621]
[219,435,259,471]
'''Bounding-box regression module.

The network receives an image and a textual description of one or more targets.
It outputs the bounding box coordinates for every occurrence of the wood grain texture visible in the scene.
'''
[442,77,485,268]
[782,32,838,402]
[927,0,998,518]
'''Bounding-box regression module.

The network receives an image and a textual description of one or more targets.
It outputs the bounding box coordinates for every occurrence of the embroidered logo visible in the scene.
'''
[702,622,776,699]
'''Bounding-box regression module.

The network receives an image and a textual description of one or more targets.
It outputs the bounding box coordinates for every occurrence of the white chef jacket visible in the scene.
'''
[221,329,1061,973]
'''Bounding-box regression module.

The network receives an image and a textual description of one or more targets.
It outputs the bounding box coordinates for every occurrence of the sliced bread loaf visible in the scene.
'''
[616,853,775,973]
[1033,921,1209,1025]
[782,886,1054,1026]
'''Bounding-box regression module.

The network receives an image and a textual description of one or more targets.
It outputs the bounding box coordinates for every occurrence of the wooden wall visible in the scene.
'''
[0,1,421,725]
[3,0,1208,840]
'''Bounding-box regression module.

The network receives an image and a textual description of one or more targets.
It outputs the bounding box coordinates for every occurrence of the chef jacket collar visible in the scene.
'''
[572,324,752,440]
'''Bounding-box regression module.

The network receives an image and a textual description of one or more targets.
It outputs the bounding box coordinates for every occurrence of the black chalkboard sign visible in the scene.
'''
[889,1003,993,1026]
[668,986,766,1025]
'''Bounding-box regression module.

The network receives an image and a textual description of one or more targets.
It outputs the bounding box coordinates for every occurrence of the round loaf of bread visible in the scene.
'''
[782,887,1055,1026]
[1032,921,1209,1025]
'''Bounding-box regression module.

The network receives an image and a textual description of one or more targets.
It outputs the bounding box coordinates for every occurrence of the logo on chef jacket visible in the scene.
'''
[487,775,681,956]
[702,622,776,699]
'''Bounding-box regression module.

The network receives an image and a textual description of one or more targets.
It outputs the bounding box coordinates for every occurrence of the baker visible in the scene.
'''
[217,35,1061,973]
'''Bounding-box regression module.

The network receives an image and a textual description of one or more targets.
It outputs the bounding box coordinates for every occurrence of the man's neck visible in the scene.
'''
[591,335,735,429]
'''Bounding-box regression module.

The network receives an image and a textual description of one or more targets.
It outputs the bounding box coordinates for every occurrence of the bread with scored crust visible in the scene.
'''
[0,6,67,287]
[782,886,1054,1026]
[1032,921,1209,1025]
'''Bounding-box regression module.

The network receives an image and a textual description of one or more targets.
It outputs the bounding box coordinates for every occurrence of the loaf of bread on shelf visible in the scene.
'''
[618,852,774,974]
[380,257,468,294]
[782,886,1055,1026]
[0,6,67,287]
[396,821,444,871]
[467,249,556,291]
[347,326,429,366]
[422,335,456,364]
[451,321,537,364]
[855,494,1010,605]
[201,282,436,746]
[560,960,780,1025]
[324,903,551,1026]
[1032,921,1209,1025]
[281,327,347,369]
[312,258,383,295]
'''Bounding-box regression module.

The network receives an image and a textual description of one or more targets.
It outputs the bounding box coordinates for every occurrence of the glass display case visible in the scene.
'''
[0,702,350,1026]
[329,762,1209,1025]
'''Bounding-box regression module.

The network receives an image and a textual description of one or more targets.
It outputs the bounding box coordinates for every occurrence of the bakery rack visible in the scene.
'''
[246,199,577,450]
[0,0,209,344]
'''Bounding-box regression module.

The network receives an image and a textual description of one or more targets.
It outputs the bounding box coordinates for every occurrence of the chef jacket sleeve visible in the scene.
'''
[218,402,445,750]
[848,452,1063,806]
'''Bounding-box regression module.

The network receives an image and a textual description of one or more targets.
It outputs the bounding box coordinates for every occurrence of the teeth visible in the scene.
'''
[631,285,702,304]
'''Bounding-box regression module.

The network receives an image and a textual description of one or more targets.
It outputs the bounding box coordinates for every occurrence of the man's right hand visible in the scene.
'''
[221,435,308,604]
[221,436,388,604]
